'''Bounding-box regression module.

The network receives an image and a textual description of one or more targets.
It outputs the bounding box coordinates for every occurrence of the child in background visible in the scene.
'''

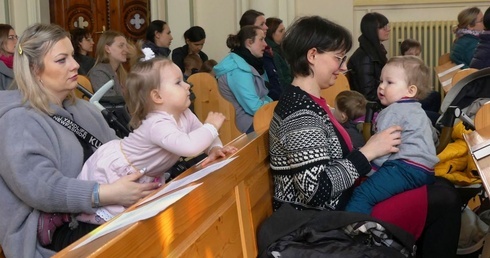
[333,90,367,149]
[183,54,203,80]
[200,59,218,76]
[75,58,237,224]
[345,56,439,214]
[400,38,421,56]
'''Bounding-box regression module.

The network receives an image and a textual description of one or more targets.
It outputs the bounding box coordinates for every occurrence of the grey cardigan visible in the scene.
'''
[0,90,117,257]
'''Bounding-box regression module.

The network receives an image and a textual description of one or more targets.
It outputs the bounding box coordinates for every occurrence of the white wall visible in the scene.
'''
[0,0,488,61]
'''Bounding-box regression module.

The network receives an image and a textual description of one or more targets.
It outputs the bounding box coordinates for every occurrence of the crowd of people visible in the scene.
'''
[0,5,486,257]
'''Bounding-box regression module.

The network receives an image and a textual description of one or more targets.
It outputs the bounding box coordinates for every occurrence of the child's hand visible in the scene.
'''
[204,112,226,130]
[200,145,238,167]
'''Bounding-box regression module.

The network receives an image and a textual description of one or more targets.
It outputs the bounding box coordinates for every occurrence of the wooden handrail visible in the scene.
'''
[55,131,273,257]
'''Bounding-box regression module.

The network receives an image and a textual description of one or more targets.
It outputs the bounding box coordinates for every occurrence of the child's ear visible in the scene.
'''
[407,84,418,97]
[150,89,164,104]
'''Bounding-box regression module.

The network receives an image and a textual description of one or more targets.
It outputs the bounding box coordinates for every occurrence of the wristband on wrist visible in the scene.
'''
[92,183,100,208]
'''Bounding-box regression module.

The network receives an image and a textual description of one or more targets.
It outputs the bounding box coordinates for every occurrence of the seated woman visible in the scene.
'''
[0,23,160,257]
[88,30,128,97]
[70,27,96,75]
[270,15,461,257]
[347,12,390,103]
[143,20,173,58]
[450,6,484,68]
[0,24,17,90]
[214,25,272,133]
[172,26,208,73]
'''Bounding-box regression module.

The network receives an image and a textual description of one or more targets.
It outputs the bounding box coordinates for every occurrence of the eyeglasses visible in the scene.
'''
[333,54,347,69]
[7,35,18,40]
[380,24,390,31]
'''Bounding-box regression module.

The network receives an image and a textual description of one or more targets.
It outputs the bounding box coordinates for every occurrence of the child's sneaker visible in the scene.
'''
[37,212,71,246]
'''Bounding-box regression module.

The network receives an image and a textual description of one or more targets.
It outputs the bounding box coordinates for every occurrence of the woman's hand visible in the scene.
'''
[359,125,402,161]
[98,172,161,207]
[200,145,238,167]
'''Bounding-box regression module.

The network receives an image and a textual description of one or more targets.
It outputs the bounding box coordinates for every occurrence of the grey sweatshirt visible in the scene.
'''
[0,90,117,257]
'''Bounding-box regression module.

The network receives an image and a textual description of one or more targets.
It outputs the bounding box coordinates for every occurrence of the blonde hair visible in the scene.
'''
[386,56,431,100]
[125,57,173,129]
[14,23,75,115]
[454,7,481,32]
[94,30,128,86]
[335,91,367,121]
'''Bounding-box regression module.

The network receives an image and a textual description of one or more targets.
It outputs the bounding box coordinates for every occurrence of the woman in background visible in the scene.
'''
[347,12,390,103]
[142,20,173,58]
[214,25,272,133]
[88,30,128,97]
[70,28,96,75]
[172,26,209,72]
[451,6,484,68]
[470,6,490,69]
[0,24,16,90]
[265,17,291,89]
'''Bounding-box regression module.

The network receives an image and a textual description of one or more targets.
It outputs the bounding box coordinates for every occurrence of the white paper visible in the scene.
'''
[139,156,238,205]
[73,183,201,249]
[437,63,464,77]
[474,145,490,160]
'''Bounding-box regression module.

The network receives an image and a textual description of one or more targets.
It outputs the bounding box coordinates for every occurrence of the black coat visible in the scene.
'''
[470,32,490,70]
[347,36,387,103]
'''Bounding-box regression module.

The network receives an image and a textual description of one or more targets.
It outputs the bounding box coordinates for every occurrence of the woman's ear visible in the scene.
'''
[150,89,164,104]
[307,48,318,63]
[407,84,418,97]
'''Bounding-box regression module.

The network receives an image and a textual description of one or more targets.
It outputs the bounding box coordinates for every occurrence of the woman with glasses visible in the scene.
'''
[70,28,96,75]
[347,12,390,103]
[451,6,484,69]
[0,24,16,90]
[268,16,461,257]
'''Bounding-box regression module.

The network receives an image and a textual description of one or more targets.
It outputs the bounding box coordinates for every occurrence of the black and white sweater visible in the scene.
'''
[269,85,372,211]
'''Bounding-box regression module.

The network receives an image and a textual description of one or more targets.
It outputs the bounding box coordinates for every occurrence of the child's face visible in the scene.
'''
[155,63,192,114]
[378,64,416,106]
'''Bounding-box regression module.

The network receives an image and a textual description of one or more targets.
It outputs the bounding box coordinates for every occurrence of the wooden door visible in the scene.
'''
[49,0,150,42]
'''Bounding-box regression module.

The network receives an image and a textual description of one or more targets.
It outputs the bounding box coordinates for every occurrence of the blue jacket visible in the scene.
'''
[450,34,479,69]
[470,32,490,69]
[214,53,272,132]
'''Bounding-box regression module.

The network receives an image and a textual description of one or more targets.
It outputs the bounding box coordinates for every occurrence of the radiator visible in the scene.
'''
[388,21,458,93]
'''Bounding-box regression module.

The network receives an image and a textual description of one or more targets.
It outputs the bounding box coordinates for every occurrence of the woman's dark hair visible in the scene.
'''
[239,9,264,28]
[146,20,167,43]
[360,12,389,46]
[484,6,490,30]
[184,26,206,42]
[282,16,352,77]
[70,27,91,57]
[226,25,261,50]
[265,17,283,39]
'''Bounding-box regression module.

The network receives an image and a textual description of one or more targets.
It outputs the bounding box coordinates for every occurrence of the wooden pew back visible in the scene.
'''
[320,72,350,107]
[188,72,242,144]
[55,131,273,257]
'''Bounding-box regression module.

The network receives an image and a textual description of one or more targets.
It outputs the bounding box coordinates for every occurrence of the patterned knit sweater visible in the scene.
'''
[269,85,372,211]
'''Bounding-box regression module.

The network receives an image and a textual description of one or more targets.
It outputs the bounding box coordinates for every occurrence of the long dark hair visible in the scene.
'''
[146,20,167,43]
[184,26,206,42]
[239,9,264,28]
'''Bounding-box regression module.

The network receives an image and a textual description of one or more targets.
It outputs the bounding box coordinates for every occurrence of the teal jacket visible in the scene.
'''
[450,34,479,69]
[214,53,272,132]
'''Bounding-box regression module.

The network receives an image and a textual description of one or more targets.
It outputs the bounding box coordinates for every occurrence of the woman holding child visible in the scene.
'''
[268,15,461,257]
[0,23,161,257]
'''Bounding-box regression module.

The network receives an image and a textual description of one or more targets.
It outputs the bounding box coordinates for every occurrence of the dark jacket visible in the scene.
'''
[451,33,479,69]
[0,61,13,90]
[74,54,96,75]
[470,32,490,69]
[142,40,171,58]
[257,203,416,258]
[171,44,208,72]
[265,38,292,88]
[262,47,283,100]
[347,36,387,103]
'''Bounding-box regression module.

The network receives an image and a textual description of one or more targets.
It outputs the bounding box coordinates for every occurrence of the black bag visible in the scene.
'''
[257,204,416,258]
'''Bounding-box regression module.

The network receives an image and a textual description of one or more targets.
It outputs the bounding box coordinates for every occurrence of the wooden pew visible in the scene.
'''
[55,130,273,257]
[320,72,350,107]
[187,72,242,144]
[0,245,4,258]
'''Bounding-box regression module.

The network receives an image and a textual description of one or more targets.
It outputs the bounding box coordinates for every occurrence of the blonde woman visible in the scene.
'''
[450,6,484,68]
[88,30,128,97]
